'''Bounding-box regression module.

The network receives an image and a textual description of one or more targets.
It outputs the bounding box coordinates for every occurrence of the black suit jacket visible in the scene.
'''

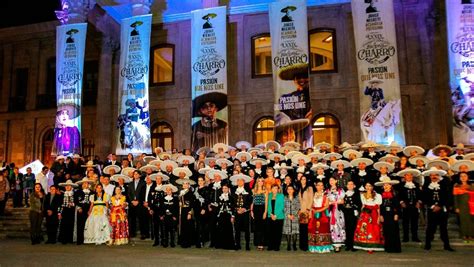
[127,179,146,203]
[43,193,63,215]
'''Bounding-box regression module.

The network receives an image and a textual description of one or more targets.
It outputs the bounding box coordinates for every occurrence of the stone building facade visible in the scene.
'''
[0,0,449,166]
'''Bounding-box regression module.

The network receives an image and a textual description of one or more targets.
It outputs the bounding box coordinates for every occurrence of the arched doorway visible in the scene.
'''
[151,122,174,152]
[312,113,341,145]
[253,117,275,145]
[41,129,55,167]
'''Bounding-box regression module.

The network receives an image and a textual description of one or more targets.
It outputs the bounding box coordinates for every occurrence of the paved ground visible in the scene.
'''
[0,240,473,267]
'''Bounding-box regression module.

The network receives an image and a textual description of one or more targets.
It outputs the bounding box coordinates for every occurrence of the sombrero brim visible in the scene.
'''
[57,103,80,120]
[192,92,227,117]
[375,180,399,186]
[278,63,309,80]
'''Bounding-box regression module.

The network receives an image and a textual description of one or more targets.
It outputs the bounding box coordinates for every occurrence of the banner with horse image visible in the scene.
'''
[52,23,87,156]
[191,6,228,152]
[269,0,313,149]
[447,0,474,145]
[351,0,405,145]
[116,14,152,155]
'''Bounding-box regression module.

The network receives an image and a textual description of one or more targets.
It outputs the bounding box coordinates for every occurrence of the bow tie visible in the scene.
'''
[428,182,440,190]
[404,182,416,189]
[358,170,367,176]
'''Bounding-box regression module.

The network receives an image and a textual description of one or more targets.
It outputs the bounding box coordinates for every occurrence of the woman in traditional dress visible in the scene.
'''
[84,184,112,245]
[283,185,300,251]
[109,186,129,245]
[308,181,332,253]
[298,176,314,251]
[376,177,401,253]
[251,177,266,251]
[453,172,474,242]
[29,183,44,245]
[326,177,346,252]
[354,182,384,253]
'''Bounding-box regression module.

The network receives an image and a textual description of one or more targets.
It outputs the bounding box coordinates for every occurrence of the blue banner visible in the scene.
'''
[116,14,152,155]
[52,23,87,156]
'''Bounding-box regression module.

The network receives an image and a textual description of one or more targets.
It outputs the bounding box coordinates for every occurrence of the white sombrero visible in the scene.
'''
[342,149,362,159]
[59,179,78,188]
[204,157,217,166]
[379,155,400,163]
[229,174,252,185]
[139,164,159,172]
[432,145,453,156]
[198,167,212,175]
[403,146,425,157]
[149,173,170,182]
[143,156,156,164]
[160,184,178,192]
[374,177,399,186]
[278,146,296,154]
[173,167,193,178]
[216,158,233,167]
[250,158,268,166]
[422,167,447,178]
[373,161,395,172]
[208,169,228,180]
[463,153,474,161]
[314,142,332,151]
[213,143,228,153]
[177,155,196,165]
[175,178,196,185]
[286,151,303,160]
[121,167,137,176]
[350,158,374,167]
[427,160,450,171]
[269,153,286,162]
[323,152,342,161]
[265,140,281,151]
[308,152,324,160]
[292,154,310,165]
[396,168,421,177]
[367,78,384,85]
[274,163,293,170]
[103,165,121,174]
[111,174,132,183]
[159,152,172,160]
[451,160,474,172]
[75,177,94,185]
[408,156,429,166]
[81,160,97,168]
[235,141,252,150]
[160,160,178,172]
[236,152,251,162]
[383,141,403,153]
[196,146,211,156]
[311,162,329,171]
[330,159,351,169]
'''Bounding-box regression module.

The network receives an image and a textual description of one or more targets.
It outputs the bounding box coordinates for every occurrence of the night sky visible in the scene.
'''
[0,0,60,28]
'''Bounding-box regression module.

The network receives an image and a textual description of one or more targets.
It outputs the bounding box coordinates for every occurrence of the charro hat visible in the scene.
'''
[192,92,227,117]
[350,158,374,167]
[373,161,395,172]
[236,152,251,162]
[403,145,425,156]
[196,146,211,155]
[432,145,453,156]
[323,152,342,161]
[265,140,281,151]
[149,173,169,182]
[177,155,195,165]
[308,152,324,160]
[103,165,121,174]
[274,162,293,170]
[208,169,228,180]
[330,159,351,169]
[161,184,178,192]
[379,155,400,163]
[427,159,450,171]
[235,141,252,150]
[175,178,196,185]
[172,167,193,178]
[139,164,159,172]
[111,174,132,183]
[451,160,474,172]
[216,158,233,166]
[311,162,329,171]
[250,158,268,166]
[81,161,97,168]
[57,103,80,120]
[161,160,178,172]
[314,142,332,151]
[204,157,217,166]
[75,177,94,185]
[278,63,309,80]
[269,153,286,162]
[343,149,362,159]
[291,154,310,165]
[375,177,399,186]
[143,156,156,164]
[59,179,78,188]
[367,78,384,85]
[408,156,429,166]
[229,174,252,185]
[121,167,137,176]
[422,167,447,177]
[213,143,228,153]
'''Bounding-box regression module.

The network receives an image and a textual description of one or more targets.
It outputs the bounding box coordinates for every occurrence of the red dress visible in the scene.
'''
[308,194,333,253]
[353,193,384,251]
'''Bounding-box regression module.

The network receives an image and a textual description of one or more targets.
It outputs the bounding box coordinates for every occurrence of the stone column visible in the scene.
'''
[0,44,13,113]
[95,36,118,158]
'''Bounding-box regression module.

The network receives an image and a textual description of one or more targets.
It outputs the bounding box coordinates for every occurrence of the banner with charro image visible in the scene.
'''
[52,23,87,156]
[351,0,405,145]
[269,0,313,149]
[447,0,474,145]
[191,6,228,152]
[115,14,152,155]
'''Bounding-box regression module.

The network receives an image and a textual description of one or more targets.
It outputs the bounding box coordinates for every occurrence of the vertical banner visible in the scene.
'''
[116,14,152,155]
[52,23,87,156]
[447,0,474,144]
[191,6,228,152]
[269,0,313,149]
[352,0,405,145]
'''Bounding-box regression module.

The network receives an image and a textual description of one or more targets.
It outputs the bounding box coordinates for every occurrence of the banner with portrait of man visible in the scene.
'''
[52,23,87,156]
[351,0,405,145]
[447,0,474,144]
[115,14,152,155]
[269,0,313,149]
[191,6,228,152]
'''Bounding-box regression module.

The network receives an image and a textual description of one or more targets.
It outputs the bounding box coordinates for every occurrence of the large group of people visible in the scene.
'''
[0,140,473,253]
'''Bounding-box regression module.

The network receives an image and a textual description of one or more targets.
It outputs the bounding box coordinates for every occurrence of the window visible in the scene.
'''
[151,44,174,85]
[83,60,98,106]
[38,57,57,109]
[151,122,174,151]
[82,139,95,157]
[253,117,275,145]
[312,114,341,145]
[309,29,337,73]
[252,34,272,77]
[9,68,28,112]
